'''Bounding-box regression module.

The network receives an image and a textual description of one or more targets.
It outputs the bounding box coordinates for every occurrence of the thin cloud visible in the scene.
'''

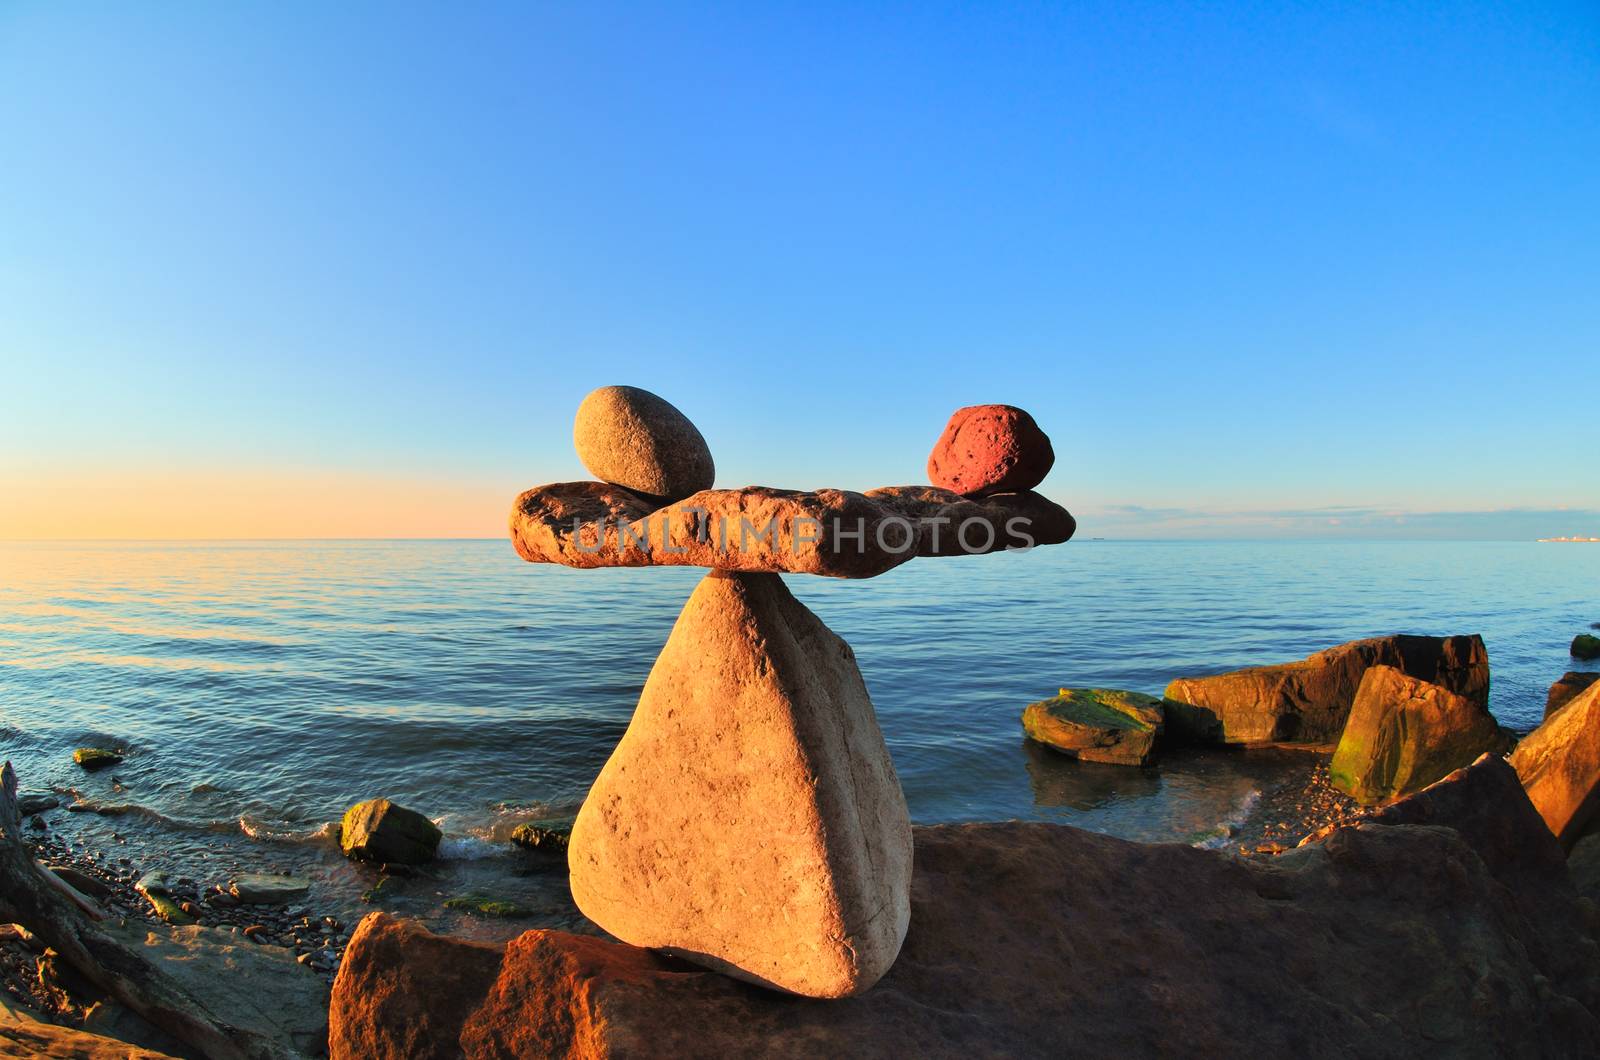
[1077,504,1600,540]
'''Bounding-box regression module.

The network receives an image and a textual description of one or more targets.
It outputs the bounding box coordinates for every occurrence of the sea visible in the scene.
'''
[2,539,1596,938]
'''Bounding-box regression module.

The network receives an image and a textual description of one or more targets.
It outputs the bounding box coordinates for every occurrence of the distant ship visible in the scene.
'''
[1537,536,1600,542]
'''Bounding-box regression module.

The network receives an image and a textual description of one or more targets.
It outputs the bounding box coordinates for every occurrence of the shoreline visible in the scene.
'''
[2,747,1365,1026]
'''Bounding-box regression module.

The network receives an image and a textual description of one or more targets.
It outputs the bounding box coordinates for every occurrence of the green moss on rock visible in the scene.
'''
[1571,634,1600,661]
[510,817,574,855]
[1021,688,1164,766]
[359,875,399,904]
[72,748,122,770]
[1330,665,1505,805]
[142,891,195,925]
[444,893,533,918]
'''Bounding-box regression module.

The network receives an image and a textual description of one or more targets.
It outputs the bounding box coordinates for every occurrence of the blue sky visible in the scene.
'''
[2,2,1597,538]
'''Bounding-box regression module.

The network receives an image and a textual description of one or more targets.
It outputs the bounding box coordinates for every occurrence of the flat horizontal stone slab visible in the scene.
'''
[509,483,1074,578]
[230,873,313,904]
[330,806,1600,1058]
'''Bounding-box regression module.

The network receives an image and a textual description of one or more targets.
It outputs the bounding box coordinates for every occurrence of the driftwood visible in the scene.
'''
[0,761,288,1060]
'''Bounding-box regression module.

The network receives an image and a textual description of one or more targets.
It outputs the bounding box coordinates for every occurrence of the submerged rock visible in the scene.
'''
[16,794,58,816]
[1163,633,1489,746]
[925,404,1055,497]
[359,875,402,905]
[339,799,441,866]
[1511,679,1600,847]
[330,815,1600,1059]
[230,873,313,904]
[1548,672,1600,718]
[1021,688,1163,766]
[72,747,123,770]
[568,570,912,999]
[443,894,533,919]
[572,385,715,503]
[1572,633,1600,660]
[509,818,572,855]
[1329,666,1508,805]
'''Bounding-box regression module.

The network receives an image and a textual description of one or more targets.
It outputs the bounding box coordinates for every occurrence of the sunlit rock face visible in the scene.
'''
[1328,665,1506,805]
[926,403,1055,496]
[1163,633,1489,746]
[509,481,1074,578]
[332,809,1600,1058]
[1512,679,1600,848]
[572,385,715,503]
[1022,687,1164,766]
[1548,671,1600,719]
[566,570,912,999]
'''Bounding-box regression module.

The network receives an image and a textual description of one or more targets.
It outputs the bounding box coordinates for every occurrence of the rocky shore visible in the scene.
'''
[1,826,350,1018]
[328,757,1600,1059]
[5,384,1597,1058]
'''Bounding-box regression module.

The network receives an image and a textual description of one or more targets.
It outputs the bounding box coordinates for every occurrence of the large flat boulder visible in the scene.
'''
[0,1018,179,1059]
[331,814,1600,1059]
[229,873,312,905]
[1511,679,1600,848]
[1164,633,1489,746]
[1021,688,1163,766]
[509,482,1074,578]
[1329,666,1507,804]
[568,571,912,998]
[107,921,330,1059]
[1348,753,1571,905]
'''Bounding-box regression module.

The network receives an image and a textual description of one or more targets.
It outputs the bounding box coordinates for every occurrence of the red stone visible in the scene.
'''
[926,405,1054,496]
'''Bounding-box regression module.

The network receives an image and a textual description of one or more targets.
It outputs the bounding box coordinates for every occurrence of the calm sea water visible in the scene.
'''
[2,540,1596,934]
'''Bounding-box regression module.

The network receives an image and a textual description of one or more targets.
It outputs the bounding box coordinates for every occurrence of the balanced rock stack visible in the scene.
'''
[511,387,1073,998]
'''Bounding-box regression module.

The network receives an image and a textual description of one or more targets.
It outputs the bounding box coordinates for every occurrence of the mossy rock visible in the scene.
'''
[339,798,442,865]
[1572,634,1600,661]
[1021,688,1163,766]
[142,891,195,925]
[510,817,574,855]
[72,748,123,770]
[1330,665,1505,805]
[360,875,401,904]
[444,893,533,918]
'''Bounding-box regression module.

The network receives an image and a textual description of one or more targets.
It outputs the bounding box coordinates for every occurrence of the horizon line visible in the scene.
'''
[0,536,1575,544]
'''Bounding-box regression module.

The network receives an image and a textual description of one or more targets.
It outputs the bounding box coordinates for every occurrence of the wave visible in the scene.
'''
[237,816,340,846]
[65,799,232,834]
[61,795,530,860]
[436,835,507,861]
[1188,788,1262,849]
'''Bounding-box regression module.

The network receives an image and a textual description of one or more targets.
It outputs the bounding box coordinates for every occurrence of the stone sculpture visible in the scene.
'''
[510,385,1073,997]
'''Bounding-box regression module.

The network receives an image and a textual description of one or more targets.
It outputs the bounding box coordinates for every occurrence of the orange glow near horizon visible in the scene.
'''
[0,466,512,539]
